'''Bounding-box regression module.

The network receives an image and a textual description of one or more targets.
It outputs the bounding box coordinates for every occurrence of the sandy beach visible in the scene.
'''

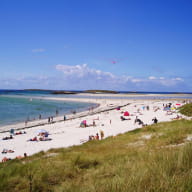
[0,95,191,161]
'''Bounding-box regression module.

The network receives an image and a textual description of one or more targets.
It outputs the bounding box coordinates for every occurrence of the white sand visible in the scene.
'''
[0,97,189,161]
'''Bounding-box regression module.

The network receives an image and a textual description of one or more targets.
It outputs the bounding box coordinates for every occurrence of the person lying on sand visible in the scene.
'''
[120,116,131,121]
[27,137,38,141]
[171,115,182,120]
[39,137,52,141]
[2,157,11,162]
[15,131,26,135]
[2,135,13,140]
[1,149,14,154]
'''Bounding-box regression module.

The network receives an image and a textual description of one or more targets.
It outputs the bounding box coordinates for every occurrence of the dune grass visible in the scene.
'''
[1,120,192,192]
[1,118,192,191]
[179,103,192,117]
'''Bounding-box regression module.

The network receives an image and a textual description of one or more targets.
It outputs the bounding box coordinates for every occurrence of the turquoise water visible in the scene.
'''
[0,95,95,127]
[0,89,191,127]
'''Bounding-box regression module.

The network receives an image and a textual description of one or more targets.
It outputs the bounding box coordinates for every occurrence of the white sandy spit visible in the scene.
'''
[0,97,188,161]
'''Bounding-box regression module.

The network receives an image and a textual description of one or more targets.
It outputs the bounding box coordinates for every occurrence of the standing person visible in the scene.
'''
[100,130,104,139]
[48,117,50,123]
[56,109,59,116]
[64,115,66,122]
[152,117,158,124]
[39,114,41,119]
[95,133,99,140]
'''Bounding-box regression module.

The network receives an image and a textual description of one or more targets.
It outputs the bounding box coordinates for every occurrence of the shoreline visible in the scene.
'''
[0,95,192,161]
[0,95,191,133]
[0,96,128,133]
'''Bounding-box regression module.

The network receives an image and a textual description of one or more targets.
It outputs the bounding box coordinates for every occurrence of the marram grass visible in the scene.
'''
[179,103,192,117]
[0,118,192,191]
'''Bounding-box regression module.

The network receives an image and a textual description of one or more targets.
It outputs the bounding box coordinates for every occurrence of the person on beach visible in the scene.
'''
[95,133,99,140]
[10,128,14,135]
[134,116,144,126]
[100,130,104,139]
[2,135,13,140]
[89,135,92,141]
[48,117,51,123]
[152,117,158,124]
[64,115,66,121]
[39,114,41,119]
[2,157,11,162]
[93,120,96,127]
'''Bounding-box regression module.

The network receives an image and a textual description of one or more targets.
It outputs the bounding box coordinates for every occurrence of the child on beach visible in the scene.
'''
[95,133,99,140]
[100,130,104,139]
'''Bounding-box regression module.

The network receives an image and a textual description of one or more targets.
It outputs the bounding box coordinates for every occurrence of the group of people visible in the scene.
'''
[2,153,27,163]
[134,116,158,126]
[88,130,104,141]
[28,131,50,142]
[48,116,54,123]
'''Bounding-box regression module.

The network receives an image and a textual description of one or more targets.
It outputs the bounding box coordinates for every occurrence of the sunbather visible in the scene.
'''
[28,137,38,141]
[2,149,14,154]
[2,135,13,140]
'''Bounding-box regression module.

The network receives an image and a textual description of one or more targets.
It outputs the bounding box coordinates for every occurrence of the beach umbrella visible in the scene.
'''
[124,111,130,116]
[36,129,48,135]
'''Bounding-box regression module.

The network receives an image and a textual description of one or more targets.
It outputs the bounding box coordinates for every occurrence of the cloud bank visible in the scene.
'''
[0,64,189,91]
[55,64,186,91]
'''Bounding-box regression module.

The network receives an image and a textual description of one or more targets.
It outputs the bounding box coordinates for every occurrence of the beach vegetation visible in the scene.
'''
[179,103,192,117]
[1,119,192,191]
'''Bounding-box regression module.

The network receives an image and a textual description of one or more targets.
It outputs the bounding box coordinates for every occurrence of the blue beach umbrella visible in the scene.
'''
[36,129,48,135]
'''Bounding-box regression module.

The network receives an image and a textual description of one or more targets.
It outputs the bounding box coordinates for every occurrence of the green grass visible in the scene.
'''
[1,119,192,191]
[179,103,192,117]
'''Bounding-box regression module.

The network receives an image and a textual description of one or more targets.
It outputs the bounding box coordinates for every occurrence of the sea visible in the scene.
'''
[0,89,192,127]
[0,90,97,127]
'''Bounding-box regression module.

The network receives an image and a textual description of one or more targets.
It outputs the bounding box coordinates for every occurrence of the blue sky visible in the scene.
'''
[0,0,192,91]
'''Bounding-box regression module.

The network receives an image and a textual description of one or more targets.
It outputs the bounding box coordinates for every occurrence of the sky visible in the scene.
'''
[0,0,192,92]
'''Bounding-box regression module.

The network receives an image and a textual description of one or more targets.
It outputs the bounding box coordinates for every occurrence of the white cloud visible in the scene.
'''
[55,64,187,90]
[172,77,183,81]
[56,64,115,79]
[131,78,142,83]
[148,76,156,80]
[0,64,187,91]
[32,48,46,53]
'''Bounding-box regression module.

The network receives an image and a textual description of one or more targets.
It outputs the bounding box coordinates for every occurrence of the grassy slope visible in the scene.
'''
[179,103,192,117]
[0,104,192,192]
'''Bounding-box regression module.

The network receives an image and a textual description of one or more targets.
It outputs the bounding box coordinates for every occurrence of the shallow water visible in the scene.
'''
[0,95,95,127]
